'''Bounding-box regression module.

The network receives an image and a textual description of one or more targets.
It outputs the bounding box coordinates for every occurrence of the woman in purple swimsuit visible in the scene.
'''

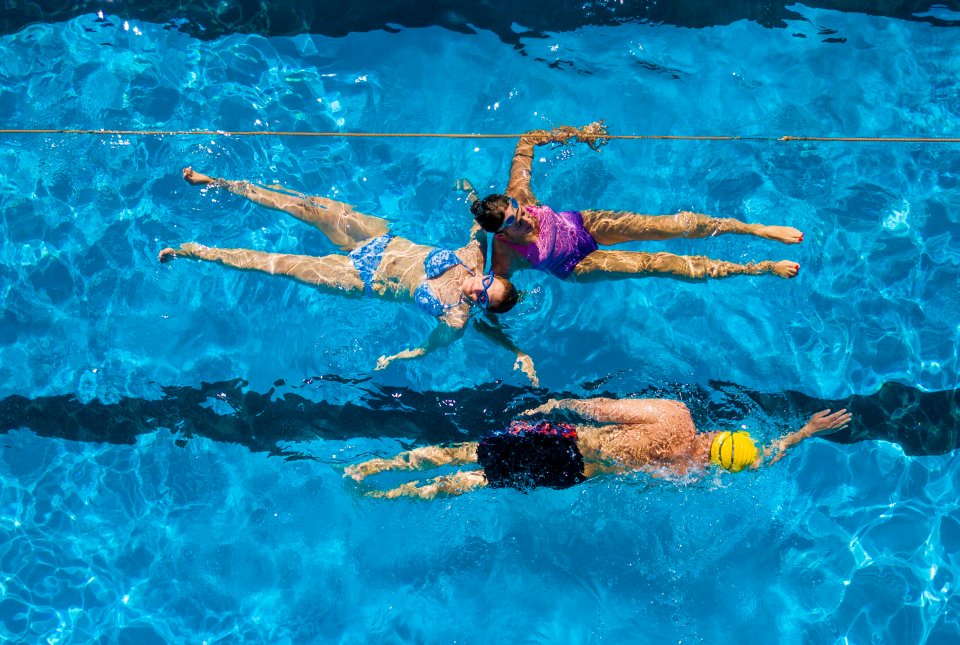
[159,168,541,382]
[468,122,802,282]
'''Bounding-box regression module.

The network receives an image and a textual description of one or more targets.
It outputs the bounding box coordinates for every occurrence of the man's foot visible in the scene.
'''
[756,225,803,244]
[771,260,800,279]
[182,166,215,186]
[158,247,178,263]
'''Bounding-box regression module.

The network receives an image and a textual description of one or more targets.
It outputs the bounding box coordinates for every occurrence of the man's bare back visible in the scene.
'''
[527,398,711,474]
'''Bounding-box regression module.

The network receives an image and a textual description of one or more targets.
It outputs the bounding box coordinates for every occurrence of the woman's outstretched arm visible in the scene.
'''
[472,318,539,386]
[505,121,608,205]
[374,323,466,371]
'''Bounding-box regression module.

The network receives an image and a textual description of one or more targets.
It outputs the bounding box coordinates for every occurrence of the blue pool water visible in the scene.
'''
[2,4,960,642]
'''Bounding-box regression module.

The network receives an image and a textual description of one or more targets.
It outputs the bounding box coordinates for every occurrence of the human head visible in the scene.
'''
[710,431,758,472]
[471,194,512,233]
[471,194,535,243]
[461,273,519,314]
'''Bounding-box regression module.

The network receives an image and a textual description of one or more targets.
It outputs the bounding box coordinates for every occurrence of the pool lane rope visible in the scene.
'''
[2,129,960,143]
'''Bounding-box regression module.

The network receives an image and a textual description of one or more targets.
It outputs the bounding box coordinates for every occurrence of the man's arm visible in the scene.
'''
[505,121,608,205]
[521,397,687,424]
[755,409,852,468]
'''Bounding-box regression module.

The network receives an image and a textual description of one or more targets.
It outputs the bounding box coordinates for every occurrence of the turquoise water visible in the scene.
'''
[1,6,960,643]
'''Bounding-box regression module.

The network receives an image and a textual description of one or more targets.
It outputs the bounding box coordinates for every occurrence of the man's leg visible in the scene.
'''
[345,443,478,482]
[371,470,488,499]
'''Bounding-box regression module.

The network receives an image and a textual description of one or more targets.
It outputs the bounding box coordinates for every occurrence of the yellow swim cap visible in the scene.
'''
[710,431,758,473]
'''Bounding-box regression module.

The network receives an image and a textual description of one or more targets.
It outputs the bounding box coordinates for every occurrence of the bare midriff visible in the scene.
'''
[371,237,485,315]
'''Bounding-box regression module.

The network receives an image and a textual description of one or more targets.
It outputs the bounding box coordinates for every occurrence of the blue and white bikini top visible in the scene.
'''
[414,248,470,318]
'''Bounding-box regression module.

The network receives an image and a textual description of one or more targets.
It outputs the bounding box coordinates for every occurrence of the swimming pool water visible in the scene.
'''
[2,4,960,643]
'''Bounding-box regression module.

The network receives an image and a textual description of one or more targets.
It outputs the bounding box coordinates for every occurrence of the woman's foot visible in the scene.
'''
[756,225,803,244]
[182,166,216,186]
[771,260,800,279]
[345,462,380,482]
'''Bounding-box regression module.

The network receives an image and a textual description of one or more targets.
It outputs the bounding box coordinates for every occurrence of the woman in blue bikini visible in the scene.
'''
[160,168,534,380]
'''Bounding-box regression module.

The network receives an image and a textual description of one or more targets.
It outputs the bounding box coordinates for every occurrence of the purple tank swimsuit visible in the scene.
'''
[499,205,598,279]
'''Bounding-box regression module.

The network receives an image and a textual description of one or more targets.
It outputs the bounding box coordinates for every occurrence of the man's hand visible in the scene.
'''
[800,408,852,438]
[766,408,852,466]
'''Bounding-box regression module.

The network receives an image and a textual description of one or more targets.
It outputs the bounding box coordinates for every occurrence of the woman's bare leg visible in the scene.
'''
[580,209,803,245]
[183,167,390,250]
[571,250,799,282]
[370,470,488,499]
[345,443,478,482]
[158,243,365,292]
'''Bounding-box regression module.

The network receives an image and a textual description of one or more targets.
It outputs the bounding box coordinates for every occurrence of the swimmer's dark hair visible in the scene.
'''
[487,277,519,314]
[471,194,511,233]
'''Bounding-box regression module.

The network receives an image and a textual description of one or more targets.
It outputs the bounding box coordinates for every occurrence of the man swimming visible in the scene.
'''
[345,396,851,499]
[467,122,802,282]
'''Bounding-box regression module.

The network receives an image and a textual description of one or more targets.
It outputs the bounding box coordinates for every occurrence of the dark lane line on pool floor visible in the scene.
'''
[4,1,958,45]
[1,379,957,458]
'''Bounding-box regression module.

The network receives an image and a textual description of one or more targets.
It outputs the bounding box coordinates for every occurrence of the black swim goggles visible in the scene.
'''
[495,198,520,233]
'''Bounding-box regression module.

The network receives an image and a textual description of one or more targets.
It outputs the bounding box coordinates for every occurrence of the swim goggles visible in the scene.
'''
[495,198,520,233]
[476,272,496,307]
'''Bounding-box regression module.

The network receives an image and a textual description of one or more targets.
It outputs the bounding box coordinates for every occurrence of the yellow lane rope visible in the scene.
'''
[1,129,960,142]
